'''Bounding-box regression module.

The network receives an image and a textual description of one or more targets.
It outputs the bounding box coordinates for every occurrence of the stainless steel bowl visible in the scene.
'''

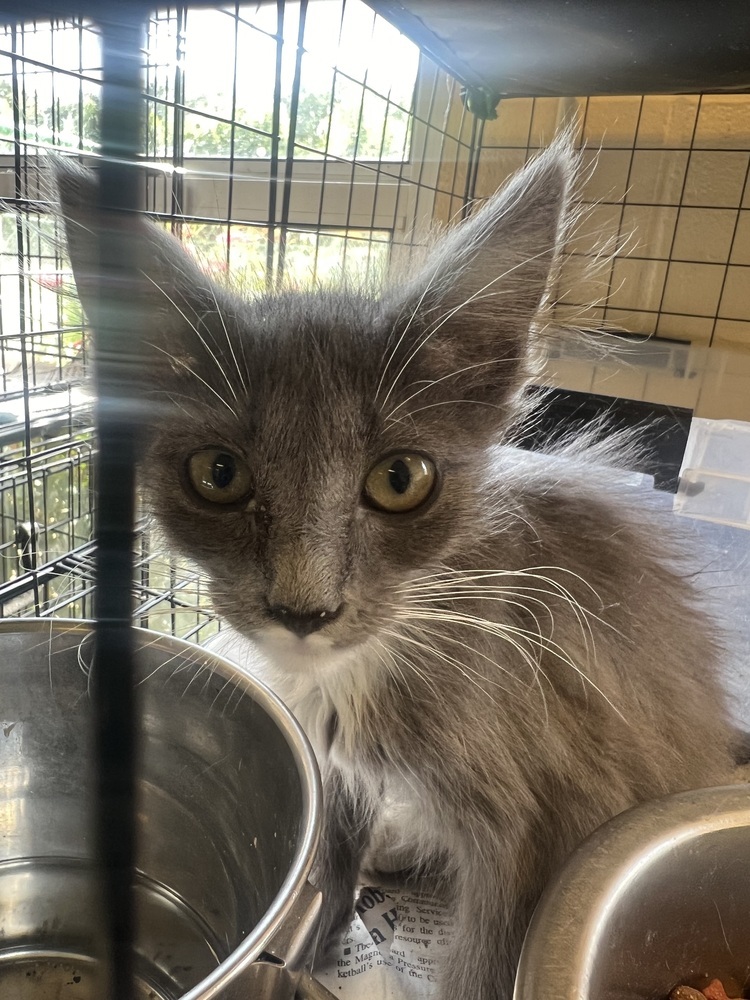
[515,784,750,1000]
[0,619,329,1000]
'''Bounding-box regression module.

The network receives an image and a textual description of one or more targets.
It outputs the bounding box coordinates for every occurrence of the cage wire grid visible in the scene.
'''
[0,0,484,641]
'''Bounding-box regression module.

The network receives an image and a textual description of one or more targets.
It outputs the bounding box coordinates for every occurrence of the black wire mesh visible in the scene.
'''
[0,0,484,640]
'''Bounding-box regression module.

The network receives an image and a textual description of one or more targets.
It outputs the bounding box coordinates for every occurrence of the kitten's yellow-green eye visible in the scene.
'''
[364,453,436,513]
[186,449,252,505]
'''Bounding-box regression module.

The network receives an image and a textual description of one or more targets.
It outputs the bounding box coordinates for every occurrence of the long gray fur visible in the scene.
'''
[56,139,738,1000]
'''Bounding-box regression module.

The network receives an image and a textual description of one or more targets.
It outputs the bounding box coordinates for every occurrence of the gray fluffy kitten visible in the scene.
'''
[57,142,737,1000]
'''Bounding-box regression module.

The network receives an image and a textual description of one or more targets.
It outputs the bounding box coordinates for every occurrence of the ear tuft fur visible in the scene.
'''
[52,155,229,388]
[379,134,580,432]
[51,155,100,217]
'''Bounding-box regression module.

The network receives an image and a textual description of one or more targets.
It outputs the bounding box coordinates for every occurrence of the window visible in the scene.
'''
[0,1,482,629]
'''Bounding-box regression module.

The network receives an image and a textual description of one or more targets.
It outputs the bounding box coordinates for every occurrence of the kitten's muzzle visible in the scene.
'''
[266,602,344,638]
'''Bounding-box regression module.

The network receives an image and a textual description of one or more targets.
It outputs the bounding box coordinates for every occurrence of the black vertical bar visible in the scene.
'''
[447,78,467,219]
[277,0,307,285]
[339,0,371,275]
[11,26,41,614]
[367,59,398,282]
[652,95,702,338]
[710,151,750,347]
[226,3,241,270]
[311,0,346,280]
[461,112,481,218]
[77,18,84,151]
[266,0,285,287]
[393,57,437,273]
[168,6,186,242]
[92,8,146,1000]
[597,96,643,330]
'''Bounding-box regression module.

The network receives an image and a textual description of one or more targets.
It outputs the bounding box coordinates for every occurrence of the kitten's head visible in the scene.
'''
[56,142,575,672]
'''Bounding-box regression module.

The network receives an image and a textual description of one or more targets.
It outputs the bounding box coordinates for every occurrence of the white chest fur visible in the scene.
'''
[216,625,386,761]
[262,635,449,872]
[205,626,444,871]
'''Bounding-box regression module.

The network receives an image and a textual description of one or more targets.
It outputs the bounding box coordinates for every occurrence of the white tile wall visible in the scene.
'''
[476,93,750,420]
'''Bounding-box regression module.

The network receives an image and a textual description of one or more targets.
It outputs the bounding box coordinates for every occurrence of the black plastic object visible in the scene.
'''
[367,0,750,100]
[0,0,150,18]
[520,386,692,493]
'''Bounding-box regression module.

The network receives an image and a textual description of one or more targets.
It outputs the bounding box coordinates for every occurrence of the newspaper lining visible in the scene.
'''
[314,886,455,999]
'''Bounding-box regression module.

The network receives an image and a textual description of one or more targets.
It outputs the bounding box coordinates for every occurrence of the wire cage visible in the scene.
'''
[0,0,485,641]
[1,5,749,1000]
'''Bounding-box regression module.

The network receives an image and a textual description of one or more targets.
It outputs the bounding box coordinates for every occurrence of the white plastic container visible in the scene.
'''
[675,418,750,528]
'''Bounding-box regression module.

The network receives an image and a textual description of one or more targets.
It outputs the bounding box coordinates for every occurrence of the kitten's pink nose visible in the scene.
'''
[267,603,343,638]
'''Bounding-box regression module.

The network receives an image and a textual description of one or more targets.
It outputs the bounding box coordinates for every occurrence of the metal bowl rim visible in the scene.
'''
[0,618,322,998]
[514,782,750,1000]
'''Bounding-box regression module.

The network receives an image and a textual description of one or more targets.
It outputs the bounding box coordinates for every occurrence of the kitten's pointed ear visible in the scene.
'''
[53,157,220,384]
[384,138,577,423]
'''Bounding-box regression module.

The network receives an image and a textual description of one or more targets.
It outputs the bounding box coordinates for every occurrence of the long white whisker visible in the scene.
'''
[398,559,607,667]
[146,342,237,415]
[371,639,439,800]
[204,278,249,398]
[398,615,551,725]
[375,633,440,702]
[395,605,625,722]
[142,272,240,403]
[391,397,506,419]
[374,261,445,406]
[385,623,508,708]
[378,245,556,413]
[385,355,526,425]
[398,565,606,605]
[397,568,608,667]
